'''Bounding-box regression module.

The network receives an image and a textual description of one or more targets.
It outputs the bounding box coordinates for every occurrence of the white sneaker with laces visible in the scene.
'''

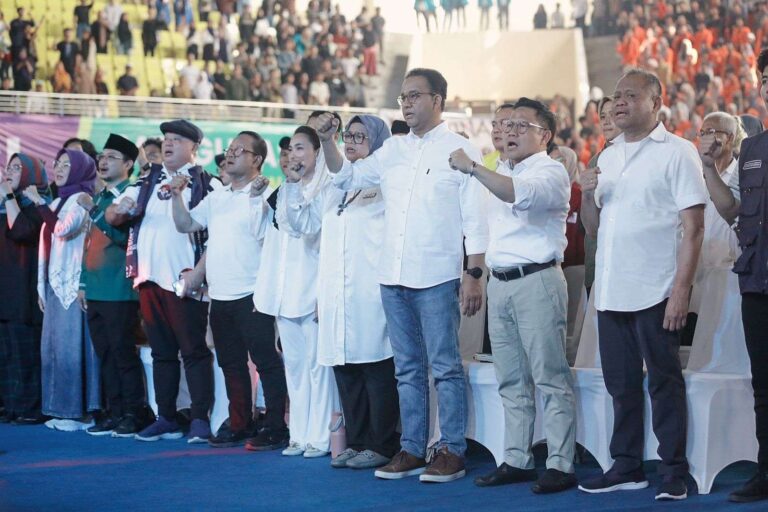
[54,419,95,432]
[303,443,330,458]
[282,441,305,456]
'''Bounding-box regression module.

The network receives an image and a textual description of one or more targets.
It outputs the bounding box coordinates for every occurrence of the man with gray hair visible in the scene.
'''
[579,69,707,501]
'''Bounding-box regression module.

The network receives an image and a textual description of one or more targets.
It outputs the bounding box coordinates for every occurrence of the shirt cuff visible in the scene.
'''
[464,235,489,256]
[329,160,354,188]
[675,193,707,211]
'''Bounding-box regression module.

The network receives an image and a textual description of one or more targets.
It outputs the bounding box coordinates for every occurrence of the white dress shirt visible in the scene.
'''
[331,122,489,289]
[189,180,268,301]
[252,185,321,319]
[114,163,222,292]
[284,176,392,366]
[485,152,571,269]
[594,123,708,312]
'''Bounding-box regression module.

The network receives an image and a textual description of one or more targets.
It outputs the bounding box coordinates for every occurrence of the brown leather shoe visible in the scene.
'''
[374,450,426,480]
[419,447,466,483]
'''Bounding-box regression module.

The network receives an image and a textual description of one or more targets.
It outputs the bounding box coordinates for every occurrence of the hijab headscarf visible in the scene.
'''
[556,145,580,185]
[346,114,391,154]
[0,152,51,214]
[54,148,97,201]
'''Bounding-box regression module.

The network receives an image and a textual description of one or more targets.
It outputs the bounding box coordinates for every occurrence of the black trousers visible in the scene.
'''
[333,358,400,457]
[209,295,287,433]
[139,283,213,421]
[87,300,145,419]
[597,299,688,477]
[0,320,42,417]
[742,293,768,471]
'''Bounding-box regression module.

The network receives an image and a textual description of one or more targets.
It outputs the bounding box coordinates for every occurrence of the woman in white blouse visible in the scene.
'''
[23,148,99,432]
[253,126,338,458]
[285,115,400,470]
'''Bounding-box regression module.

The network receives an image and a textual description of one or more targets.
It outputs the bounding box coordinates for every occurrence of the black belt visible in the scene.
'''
[491,260,556,282]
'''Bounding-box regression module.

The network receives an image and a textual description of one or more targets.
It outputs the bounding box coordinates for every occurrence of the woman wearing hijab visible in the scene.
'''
[285,115,399,470]
[0,154,51,424]
[253,126,338,458]
[22,148,99,431]
[549,145,585,366]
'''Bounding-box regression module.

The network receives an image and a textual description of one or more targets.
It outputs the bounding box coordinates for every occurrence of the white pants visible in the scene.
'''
[276,314,339,451]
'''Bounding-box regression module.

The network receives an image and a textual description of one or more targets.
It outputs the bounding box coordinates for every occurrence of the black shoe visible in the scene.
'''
[729,471,768,503]
[86,417,119,436]
[208,429,250,448]
[474,463,538,487]
[578,466,648,493]
[0,412,12,424]
[112,414,148,438]
[245,427,290,452]
[532,468,578,494]
[11,415,46,426]
[655,475,687,501]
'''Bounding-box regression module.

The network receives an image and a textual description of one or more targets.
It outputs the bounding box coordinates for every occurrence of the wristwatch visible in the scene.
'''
[3,192,14,202]
[465,267,483,279]
[142,163,151,172]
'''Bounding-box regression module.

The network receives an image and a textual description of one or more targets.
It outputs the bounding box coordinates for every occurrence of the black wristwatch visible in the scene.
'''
[465,267,483,279]
[4,192,14,202]
[142,163,151,172]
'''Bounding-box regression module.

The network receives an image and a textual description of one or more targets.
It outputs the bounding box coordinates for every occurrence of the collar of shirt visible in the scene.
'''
[612,121,668,145]
[507,150,549,175]
[224,177,258,195]
[105,179,130,198]
[405,120,448,144]
[161,162,194,180]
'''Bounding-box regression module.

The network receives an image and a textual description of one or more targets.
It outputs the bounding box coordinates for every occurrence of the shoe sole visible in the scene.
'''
[208,440,245,448]
[729,494,768,503]
[375,467,426,479]
[420,469,466,483]
[135,432,184,442]
[282,450,305,456]
[578,481,649,493]
[86,430,115,437]
[187,437,211,444]
[348,461,389,470]
[303,451,329,458]
[111,432,139,438]
[655,492,687,501]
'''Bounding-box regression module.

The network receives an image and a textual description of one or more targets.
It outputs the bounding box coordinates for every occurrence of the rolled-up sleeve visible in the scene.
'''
[331,148,384,191]
[512,164,571,212]
[460,149,489,255]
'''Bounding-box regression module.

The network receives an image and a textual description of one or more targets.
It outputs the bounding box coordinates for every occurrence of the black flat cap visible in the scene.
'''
[159,119,204,144]
[214,153,226,167]
[103,133,139,161]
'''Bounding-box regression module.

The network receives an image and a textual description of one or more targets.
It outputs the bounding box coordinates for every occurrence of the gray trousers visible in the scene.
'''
[487,265,576,473]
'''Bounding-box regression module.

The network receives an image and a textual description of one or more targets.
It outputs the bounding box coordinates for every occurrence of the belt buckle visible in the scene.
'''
[516,265,525,279]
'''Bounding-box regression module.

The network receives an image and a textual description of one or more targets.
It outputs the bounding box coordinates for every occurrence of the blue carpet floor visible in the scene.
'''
[0,423,765,511]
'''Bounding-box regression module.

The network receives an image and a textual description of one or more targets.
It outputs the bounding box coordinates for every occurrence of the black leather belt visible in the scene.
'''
[491,260,556,281]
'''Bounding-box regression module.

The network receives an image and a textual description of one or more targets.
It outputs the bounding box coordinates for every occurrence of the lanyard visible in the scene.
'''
[336,190,362,216]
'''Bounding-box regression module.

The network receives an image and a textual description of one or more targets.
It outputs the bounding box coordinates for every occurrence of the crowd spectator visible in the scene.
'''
[73,1,93,41]
[534,4,548,30]
[142,7,160,57]
[116,64,138,96]
[116,13,133,55]
[56,29,79,79]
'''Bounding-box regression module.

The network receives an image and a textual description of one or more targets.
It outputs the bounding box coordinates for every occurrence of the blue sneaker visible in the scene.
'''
[135,416,183,442]
[187,418,211,444]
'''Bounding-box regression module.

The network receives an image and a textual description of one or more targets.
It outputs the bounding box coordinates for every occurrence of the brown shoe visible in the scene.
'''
[419,447,466,483]
[374,450,426,480]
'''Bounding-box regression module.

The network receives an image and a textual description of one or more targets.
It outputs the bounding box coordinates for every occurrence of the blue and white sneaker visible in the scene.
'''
[135,416,183,442]
[187,418,211,444]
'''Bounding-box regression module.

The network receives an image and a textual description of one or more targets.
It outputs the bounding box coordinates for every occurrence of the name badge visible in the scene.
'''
[743,160,763,171]
[362,191,378,199]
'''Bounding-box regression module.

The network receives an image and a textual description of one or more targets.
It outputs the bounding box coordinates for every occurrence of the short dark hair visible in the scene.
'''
[495,102,516,113]
[405,68,447,110]
[237,130,268,169]
[513,97,557,153]
[142,137,162,150]
[278,136,291,150]
[598,96,613,114]
[64,137,97,162]
[308,110,342,133]
[620,68,663,98]
[390,119,410,135]
[293,125,321,150]
[758,48,768,75]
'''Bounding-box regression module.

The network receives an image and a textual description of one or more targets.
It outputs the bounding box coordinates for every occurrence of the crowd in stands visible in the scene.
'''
[0,1,386,110]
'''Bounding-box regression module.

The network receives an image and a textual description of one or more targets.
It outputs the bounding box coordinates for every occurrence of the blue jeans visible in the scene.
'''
[380,279,466,457]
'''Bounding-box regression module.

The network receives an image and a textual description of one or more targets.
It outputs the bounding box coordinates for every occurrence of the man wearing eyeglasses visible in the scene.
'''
[316,67,488,484]
[578,70,707,501]
[449,97,577,495]
[169,131,289,450]
[482,103,515,171]
[106,119,219,444]
[75,134,152,438]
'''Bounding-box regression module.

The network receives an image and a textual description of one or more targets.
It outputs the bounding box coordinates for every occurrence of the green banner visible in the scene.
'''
[79,117,298,182]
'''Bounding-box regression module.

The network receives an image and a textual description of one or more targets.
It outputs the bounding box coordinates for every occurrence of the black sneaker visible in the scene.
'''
[531,469,578,494]
[245,428,290,451]
[87,417,119,436]
[208,429,250,448]
[112,414,148,438]
[655,475,687,501]
[729,471,768,503]
[578,467,649,493]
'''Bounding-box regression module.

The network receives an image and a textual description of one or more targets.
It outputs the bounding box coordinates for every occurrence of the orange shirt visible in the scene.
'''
[732,26,752,47]
[693,28,714,51]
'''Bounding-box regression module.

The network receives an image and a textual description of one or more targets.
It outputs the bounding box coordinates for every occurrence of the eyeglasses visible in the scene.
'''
[500,119,548,135]
[396,91,437,106]
[698,128,731,138]
[97,154,125,163]
[342,131,369,144]
[53,160,71,169]
[225,146,258,158]
[5,164,22,173]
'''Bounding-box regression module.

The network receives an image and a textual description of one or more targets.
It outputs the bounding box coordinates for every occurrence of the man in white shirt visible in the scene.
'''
[106,119,219,444]
[551,3,565,28]
[449,98,577,494]
[316,68,488,483]
[169,131,289,450]
[579,70,707,501]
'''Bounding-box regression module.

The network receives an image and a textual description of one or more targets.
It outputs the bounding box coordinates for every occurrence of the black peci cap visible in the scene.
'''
[159,119,204,144]
[103,133,139,161]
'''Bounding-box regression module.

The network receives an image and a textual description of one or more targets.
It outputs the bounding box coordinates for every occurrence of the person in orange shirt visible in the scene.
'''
[731,17,753,47]
[693,22,714,51]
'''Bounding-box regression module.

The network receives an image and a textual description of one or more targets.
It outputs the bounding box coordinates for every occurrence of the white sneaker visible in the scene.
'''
[44,419,59,429]
[282,441,305,456]
[54,419,95,432]
[303,443,330,458]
